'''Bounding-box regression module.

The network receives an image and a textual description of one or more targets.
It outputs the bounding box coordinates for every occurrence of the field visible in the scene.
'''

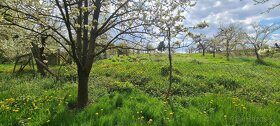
[1,54,280,126]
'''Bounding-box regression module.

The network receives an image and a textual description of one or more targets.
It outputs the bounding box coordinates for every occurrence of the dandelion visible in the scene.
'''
[43,60,48,64]
[148,119,153,124]
[224,115,227,118]
[242,106,246,110]
[12,109,19,112]
[28,117,31,120]
[169,112,174,115]
[95,112,99,116]
[141,116,144,119]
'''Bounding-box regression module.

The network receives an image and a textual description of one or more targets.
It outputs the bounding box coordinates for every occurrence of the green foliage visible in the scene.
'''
[1,54,280,125]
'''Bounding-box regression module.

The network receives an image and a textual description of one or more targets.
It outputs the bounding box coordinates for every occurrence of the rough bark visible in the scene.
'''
[202,48,205,56]
[226,40,230,61]
[253,45,262,62]
[31,36,48,76]
[77,67,89,108]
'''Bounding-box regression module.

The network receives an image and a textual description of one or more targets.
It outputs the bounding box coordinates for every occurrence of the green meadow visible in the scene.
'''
[1,54,280,126]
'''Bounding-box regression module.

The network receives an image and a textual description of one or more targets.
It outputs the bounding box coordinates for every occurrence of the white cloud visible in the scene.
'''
[185,0,280,36]
[271,34,280,40]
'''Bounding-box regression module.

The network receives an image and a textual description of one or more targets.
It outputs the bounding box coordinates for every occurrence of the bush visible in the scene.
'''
[161,66,182,77]
[215,77,240,90]
[108,81,134,93]
[189,59,202,64]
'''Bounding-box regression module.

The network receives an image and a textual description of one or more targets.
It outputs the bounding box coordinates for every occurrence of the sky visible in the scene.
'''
[185,0,280,39]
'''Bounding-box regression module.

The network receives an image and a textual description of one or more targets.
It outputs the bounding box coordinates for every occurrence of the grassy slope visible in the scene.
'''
[0,54,280,126]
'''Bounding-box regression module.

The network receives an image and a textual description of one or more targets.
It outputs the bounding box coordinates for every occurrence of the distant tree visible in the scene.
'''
[245,23,280,62]
[117,42,130,56]
[275,43,280,49]
[145,43,154,54]
[209,36,222,57]
[157,42,166,52]
[189,33,209,56]
[217,24,245,60]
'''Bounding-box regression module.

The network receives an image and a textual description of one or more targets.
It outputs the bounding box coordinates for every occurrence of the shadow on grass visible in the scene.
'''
[239,57,255,63]
[254,59,280,69]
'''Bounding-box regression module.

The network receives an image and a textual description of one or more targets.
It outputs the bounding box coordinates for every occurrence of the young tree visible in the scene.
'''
[209,36,222,58]
[217,24,245,61]
[190,34,209,56]
[245,23,280,62]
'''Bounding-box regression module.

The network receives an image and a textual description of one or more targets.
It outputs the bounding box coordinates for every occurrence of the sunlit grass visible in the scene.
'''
[0,53,280,125]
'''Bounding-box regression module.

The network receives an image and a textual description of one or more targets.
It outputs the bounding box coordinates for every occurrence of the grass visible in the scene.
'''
[0,53,280,125]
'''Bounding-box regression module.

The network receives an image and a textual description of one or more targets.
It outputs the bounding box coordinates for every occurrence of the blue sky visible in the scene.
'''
[175,0,280,52]
[185,0,280,38]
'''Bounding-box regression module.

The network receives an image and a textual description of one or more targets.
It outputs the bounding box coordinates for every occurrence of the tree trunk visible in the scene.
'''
[31,45,46,77]
[226,40,230,61]
[166,27,173,101]
[31,36,48,76]
[202,48,205,56]
[254,46,261,62]
[77,67,89,108]
[213,49,216,58]
[104,50,107,59]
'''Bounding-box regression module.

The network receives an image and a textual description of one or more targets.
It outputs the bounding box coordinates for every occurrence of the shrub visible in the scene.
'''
[160,66,182,77]
[215,77,240,90]
[189,59,202,64]
[108,81,134,93]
